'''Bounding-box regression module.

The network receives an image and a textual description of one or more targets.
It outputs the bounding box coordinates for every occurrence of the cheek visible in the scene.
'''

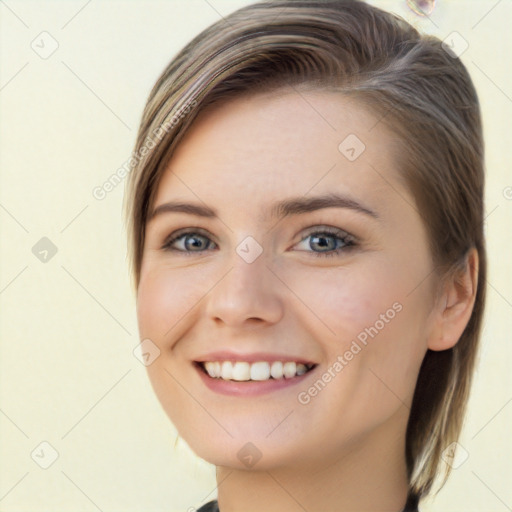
[285,258,430,389]
[136,264,206,428]
[136,264,206,343]
[281,261,407,345]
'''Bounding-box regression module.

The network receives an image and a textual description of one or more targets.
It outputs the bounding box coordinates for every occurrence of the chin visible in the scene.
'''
[183,433,301,471]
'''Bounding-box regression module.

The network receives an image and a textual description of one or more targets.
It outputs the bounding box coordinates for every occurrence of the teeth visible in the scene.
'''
[200,361,313,381]
[270,361,283,379]
[250,361,271,381]
[221,361,233,380]
[232,362,250,381]
[204,362,216,378]
[283,362,296,378]
[296,363,307,376]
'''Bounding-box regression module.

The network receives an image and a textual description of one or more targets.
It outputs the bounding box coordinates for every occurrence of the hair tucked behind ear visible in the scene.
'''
[124,0,486,502]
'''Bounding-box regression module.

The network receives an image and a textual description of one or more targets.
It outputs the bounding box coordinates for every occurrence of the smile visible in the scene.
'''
[200,360,317,381]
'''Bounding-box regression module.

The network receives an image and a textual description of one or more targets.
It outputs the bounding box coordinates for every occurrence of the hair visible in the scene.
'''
[123,0,486,503]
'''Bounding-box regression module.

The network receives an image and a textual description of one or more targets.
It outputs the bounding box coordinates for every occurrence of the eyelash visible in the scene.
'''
[160,226,356,258]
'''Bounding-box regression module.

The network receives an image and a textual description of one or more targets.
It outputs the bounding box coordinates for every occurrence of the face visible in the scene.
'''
[137,89,437,471]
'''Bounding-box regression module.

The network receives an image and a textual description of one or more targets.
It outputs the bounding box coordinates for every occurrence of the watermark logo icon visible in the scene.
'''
[31,441,59,469]
[441,441,469,469]
[236,236,263,264]
[32,237,58,263]
[338,134,366,161]
[237,442,262,468]
[31,31,59,59]
[442,32,469,58]
[133,338,161,366]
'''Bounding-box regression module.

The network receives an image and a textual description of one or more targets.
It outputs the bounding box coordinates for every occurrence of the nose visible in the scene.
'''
[205,246,284,328]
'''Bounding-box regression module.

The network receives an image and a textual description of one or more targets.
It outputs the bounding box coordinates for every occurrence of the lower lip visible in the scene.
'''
[194,363,317,397]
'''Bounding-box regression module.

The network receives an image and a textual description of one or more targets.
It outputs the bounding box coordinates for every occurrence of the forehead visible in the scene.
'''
[153,90,403,221]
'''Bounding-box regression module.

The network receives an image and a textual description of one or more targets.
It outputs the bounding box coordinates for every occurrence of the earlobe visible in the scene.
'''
[427,248,479,351]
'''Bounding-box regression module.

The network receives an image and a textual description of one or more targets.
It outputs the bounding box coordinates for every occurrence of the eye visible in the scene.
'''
[160,226,356,257]
[161,228,216,255]
[293,226,356,257]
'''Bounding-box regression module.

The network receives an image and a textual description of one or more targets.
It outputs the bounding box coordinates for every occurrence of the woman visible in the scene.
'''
[123,1,485,510]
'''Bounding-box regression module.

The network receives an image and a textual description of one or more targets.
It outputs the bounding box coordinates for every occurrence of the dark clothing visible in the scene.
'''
[197,501,219,512]
[196,494,420,511]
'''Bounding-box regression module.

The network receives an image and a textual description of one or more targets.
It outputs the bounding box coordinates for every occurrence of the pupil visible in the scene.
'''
[313,235,334,251]
[186,236,205,250]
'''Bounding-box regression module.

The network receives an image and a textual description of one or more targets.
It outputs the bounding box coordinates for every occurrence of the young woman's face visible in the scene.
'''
[137,90,437,470]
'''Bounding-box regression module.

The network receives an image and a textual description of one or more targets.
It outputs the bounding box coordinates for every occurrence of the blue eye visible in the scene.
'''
[162,229,216,255]
[295,227,356,257]
[161,226,356,257]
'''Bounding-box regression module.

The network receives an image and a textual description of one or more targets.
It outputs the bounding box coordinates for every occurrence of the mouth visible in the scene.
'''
[193,359,318,397]
[195,360,317,382]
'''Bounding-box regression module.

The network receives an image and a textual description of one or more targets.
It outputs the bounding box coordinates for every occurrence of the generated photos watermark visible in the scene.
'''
[92,99,198,201]
[297,301,403,405]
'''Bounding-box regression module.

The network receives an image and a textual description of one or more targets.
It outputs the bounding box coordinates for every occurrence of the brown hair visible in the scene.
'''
[123,0,486,502]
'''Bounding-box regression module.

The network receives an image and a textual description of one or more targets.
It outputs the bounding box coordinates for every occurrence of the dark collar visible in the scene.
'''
[196,495,420,512]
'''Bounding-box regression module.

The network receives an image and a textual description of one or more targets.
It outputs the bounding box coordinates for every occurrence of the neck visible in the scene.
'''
[216,408,410,512]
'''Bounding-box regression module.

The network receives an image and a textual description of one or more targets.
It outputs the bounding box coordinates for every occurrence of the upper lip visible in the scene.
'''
[194,350,317,366]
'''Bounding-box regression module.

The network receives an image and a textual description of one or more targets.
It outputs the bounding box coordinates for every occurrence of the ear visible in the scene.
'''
[427,248,479,351]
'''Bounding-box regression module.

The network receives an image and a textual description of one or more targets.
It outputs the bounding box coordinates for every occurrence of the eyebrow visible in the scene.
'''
[149,193,379,222]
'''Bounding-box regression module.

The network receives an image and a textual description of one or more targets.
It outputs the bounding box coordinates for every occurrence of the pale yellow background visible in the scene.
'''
[0,1,511,511]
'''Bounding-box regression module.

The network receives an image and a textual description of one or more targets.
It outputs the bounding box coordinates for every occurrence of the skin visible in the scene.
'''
[136,89,478,512]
